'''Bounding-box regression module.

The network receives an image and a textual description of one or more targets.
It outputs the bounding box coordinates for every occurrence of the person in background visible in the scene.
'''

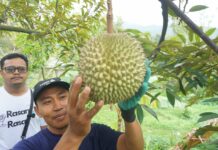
[0,53,45,150]
[13,76,145,150]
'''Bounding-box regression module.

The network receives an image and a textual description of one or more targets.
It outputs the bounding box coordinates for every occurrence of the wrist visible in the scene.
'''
[120,107,136,123]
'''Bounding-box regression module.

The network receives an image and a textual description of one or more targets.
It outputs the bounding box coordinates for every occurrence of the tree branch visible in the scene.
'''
[0,23,78,36]
[107,0,113,33]
[150,0,168,61]
[50,0,59,29]
[0,24,40,34]
[164,0,218,54]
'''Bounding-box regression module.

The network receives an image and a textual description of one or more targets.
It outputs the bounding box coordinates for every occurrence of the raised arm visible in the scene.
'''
[117,108,144,150]
[117,61,151,150]
[54,77,104,150]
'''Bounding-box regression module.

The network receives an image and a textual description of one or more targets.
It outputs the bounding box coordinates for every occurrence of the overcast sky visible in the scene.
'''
[113,0,218,27]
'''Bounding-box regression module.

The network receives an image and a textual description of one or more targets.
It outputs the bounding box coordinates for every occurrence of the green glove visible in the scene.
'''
[118,60,151,122]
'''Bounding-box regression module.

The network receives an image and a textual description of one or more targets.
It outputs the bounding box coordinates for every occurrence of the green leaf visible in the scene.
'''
[194,77,204,87]
[136,104,144,124]
[177,33,186,43]
[166,88,175,106]
[142,104,158,120]
[197,112,218,123]
[203,97,218,103]
[195,125,218,136]
[178,78,186,95]
[150,92,161,104]
[186,96,199,107]
[185,77,197,90]
[188,29,194,42]
[160,40,182,48]
[200,112,217,116]
[194,34,201,42]
[186,68,207,87]
[168,8,177,17]
[189,5,208,12]
[125,29,142,35]
[205,28,216,36]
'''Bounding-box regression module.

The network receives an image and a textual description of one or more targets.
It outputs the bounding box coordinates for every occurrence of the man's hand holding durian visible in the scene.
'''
[116,61,151,150]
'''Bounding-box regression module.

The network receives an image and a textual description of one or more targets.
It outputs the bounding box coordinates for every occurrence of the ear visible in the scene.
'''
[34,105,42,118]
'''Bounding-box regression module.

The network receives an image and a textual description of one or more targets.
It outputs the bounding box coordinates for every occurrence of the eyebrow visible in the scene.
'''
[38,96,52,102]
[38,89,68,101]
[4,65,27,68]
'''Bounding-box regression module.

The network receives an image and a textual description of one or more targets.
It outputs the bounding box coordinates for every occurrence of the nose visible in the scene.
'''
[53,99,63,111]
[14,68,20,74]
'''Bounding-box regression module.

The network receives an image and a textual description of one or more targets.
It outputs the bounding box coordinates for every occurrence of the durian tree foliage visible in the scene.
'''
[126,1,218,110]
[122,5,218,147]
[127,2,218,148]
[0,0,106,79]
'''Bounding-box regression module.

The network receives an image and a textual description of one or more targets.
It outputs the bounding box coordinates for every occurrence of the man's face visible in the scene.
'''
[35,86,69,134]
[0,58,28,86]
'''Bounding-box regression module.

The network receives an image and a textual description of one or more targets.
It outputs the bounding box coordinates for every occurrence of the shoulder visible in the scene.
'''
[0,86,6,93]
[13,131,42,150]
[15,128,61,150]
[13,129,52,150]
[0,87,11,99]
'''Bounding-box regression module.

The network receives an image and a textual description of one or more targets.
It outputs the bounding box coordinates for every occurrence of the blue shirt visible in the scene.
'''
[13,124,122,150]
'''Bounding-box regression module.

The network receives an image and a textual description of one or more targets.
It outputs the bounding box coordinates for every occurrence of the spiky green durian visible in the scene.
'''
[79,33,146,104]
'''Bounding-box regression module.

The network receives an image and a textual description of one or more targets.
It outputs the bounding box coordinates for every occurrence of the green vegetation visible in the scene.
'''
[93,103,218,150]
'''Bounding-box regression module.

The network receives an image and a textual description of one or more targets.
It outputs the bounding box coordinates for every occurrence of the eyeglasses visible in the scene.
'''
[3,66,27,74]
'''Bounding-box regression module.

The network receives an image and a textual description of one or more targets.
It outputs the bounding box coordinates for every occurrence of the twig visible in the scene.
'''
[164,0,218,54]
[50,0,59,29]
[150,0,168,61]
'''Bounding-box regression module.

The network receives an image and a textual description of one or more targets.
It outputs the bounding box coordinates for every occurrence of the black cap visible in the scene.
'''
[33,78,70,103]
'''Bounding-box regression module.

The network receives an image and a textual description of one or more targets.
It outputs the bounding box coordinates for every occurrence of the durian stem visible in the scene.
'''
[117,106,123,131]
[107,0,113,33]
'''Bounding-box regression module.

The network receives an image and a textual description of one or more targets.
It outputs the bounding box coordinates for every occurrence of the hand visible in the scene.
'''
[67,76,104,138]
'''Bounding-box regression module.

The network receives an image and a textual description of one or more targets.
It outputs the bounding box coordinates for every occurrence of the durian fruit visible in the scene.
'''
[79,33,146,104]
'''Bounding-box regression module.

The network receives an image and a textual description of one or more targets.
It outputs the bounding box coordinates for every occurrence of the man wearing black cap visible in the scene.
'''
[13,77,144,150]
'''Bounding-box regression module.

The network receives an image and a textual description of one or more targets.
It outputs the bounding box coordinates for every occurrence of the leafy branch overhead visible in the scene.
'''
[0,0,106,38]
[155,0,218,56]
[0,0,106,70]
[163,0,218,54]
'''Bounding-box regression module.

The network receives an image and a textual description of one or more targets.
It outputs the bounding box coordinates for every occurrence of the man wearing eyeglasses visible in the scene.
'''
[0,53,45,150]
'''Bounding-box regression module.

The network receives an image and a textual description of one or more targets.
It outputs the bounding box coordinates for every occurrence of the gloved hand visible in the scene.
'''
[118,60,151,122]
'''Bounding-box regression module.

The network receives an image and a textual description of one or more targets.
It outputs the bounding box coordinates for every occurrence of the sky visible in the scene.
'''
[112,0,218,28]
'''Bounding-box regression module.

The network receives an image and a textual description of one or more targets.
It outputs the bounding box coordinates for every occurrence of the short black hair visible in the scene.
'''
[0,53,29,69]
